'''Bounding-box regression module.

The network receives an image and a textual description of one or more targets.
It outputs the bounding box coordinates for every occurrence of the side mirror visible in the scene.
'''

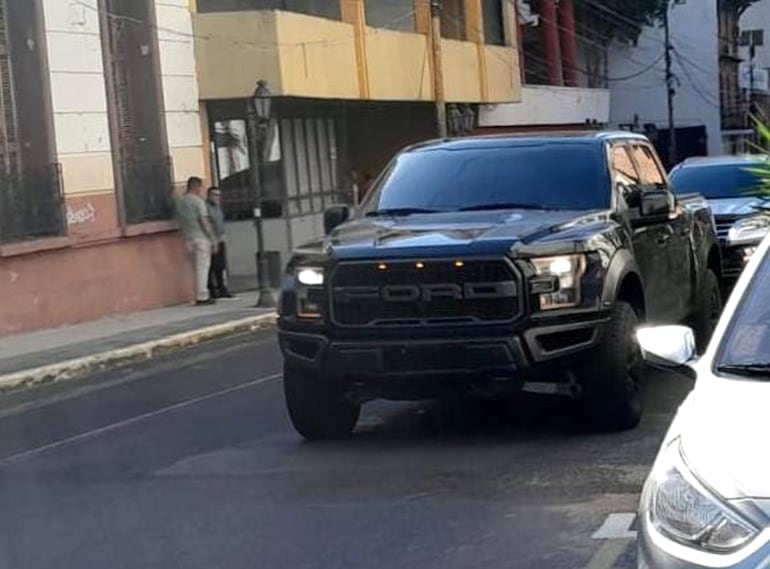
[324,205,351,235]
[640,190,671,218]
[637,326,697,378]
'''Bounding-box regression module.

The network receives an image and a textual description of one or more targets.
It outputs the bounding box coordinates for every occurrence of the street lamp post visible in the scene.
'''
[247,79,276,308]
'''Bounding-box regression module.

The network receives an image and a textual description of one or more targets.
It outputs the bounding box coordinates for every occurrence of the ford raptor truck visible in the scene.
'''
[278,132,722,439]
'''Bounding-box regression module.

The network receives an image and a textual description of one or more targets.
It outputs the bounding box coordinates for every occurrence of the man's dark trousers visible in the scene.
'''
[208,243,229,298]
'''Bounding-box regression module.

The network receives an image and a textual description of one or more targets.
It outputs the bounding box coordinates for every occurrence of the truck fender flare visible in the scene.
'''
[601,250,646,317]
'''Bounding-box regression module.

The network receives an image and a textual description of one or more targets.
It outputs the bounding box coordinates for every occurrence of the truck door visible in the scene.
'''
[630,143,693,322]
[610,142,669,322]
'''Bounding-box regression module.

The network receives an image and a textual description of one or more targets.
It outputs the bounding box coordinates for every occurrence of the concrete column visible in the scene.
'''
[559,0,578,87]
[340,0,369,99]
[538,0,562,86]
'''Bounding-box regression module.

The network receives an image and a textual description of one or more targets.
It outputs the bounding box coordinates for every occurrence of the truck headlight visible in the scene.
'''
[295,267,325,318]
[531,254,586,310]
[727,215,770,247]
[645,440,758,554]
[297,267,324,286]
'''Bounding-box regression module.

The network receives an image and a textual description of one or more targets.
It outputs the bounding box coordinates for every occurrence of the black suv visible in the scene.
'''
[278,133,722,439]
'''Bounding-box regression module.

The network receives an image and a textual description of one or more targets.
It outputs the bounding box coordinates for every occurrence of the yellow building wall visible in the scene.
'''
[193,11,283,100]
[485,46,521,103]
[275,11,359,99]
[192,6,521,104]
[442,39,482,102]
[366,28,431,101]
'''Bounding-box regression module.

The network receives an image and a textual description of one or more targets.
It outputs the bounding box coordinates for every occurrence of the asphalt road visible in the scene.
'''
[0,330,692,569]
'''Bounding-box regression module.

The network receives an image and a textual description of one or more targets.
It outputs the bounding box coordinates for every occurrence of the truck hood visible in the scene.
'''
[678,376,770,501]
[299,209,611,259]
[709,197,766,218]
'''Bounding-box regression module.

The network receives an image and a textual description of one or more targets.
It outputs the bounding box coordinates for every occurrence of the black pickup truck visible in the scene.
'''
[278,132,722,439]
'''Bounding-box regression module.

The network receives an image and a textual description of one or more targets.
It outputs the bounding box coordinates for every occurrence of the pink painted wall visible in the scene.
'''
[0,232,194,336]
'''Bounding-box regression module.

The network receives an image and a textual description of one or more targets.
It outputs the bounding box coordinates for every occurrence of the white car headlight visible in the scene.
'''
[646,440,759,553]
[727,215,770,247]
[296,267,324,286]
[531,254,586,310]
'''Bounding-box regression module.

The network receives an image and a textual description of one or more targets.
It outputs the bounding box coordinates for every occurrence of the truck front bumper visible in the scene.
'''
[279,313,610,398]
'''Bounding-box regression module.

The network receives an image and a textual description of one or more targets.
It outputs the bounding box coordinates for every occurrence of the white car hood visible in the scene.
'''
[679,376,770,500]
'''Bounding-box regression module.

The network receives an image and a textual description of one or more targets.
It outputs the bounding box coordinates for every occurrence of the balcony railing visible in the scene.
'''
[0,163,66,244]
[121,156,175,225]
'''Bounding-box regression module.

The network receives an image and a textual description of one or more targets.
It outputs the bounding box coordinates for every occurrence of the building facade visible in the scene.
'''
[607,0,757,165]
[477,0,610,135]
[0,0,206,335]
[191,0,522,289]
[736,1,770,138]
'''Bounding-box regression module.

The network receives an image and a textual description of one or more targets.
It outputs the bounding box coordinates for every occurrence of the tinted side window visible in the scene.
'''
[611,144,641,210]
[631,145,666,187]
[611,145,640,187]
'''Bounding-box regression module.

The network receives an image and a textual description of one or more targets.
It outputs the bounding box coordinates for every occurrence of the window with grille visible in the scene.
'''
[0,0,63,244]
[99,0,173,225]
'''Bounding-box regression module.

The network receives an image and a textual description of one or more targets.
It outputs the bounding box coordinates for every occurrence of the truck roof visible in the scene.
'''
[406,131,650,153]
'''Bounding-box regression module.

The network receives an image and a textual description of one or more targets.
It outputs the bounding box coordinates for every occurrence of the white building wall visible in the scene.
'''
[607,1,722,157]
[155,0,205,185]
[42,0,114,196]
[479,85,610,127]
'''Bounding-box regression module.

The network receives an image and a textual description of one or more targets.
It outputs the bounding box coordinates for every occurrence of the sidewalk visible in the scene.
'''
[0,295,276,393]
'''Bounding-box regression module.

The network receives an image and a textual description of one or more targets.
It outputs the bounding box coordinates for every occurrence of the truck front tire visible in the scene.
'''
[691,268,722,352]
[283,364,360,441]
[578,301,643,432]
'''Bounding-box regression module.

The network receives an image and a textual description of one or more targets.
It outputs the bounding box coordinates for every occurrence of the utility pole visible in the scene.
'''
[749,42,756,123]
[430,0,447,138]
[663,6,677,166]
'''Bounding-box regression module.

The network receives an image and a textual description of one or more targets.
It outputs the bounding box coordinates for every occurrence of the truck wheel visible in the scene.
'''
[283,364,360,441]
[691,269,722,352]
[578,301,643,432]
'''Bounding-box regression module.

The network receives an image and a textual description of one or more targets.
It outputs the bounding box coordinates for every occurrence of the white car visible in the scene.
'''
[636,234,770,568]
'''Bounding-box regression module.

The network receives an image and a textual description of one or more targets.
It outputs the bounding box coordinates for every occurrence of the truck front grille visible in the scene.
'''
[330,259,520,327]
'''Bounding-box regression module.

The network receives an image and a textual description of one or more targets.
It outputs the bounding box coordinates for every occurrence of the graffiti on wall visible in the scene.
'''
[66,203,96,226]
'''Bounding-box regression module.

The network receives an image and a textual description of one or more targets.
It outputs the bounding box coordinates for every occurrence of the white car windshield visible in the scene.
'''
[717,249,770,374]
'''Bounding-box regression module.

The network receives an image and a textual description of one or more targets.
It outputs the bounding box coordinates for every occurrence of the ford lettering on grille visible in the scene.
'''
[330,260,520,326]
[335,282,517,303]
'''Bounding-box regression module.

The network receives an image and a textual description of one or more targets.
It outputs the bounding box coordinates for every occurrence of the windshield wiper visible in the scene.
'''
[366,208,440,217]
[458,203,551,212]
[716,363,770,377]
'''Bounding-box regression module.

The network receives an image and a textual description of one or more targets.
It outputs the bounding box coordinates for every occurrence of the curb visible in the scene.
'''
[0,312,277,394]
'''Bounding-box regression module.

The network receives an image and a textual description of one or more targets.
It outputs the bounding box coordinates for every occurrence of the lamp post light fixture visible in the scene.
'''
[246,79,276,308]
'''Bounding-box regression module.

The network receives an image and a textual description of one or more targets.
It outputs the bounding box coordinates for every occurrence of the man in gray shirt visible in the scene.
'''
[206,186,233,298]
[175,177,218,305]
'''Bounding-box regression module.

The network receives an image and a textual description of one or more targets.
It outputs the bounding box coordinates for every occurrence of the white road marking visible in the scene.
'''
[584,538,635,569]
[592,513,638,540]
[584,513,638,569]
[0,373,282,466]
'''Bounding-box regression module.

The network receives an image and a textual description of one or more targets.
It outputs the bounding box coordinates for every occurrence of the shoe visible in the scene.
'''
[219,291,236,299]
[195,298,216,306]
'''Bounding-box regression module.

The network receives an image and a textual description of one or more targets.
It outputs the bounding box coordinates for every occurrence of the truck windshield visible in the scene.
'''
[670,163,765,199]
[365,143,611,213]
